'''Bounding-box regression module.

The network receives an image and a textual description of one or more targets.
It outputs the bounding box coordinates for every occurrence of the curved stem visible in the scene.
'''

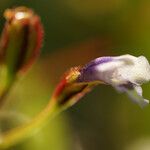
[0,77,99,148]
[0,98,61,149]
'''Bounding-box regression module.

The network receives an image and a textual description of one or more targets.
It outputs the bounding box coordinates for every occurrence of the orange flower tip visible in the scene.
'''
[53,67,81,98]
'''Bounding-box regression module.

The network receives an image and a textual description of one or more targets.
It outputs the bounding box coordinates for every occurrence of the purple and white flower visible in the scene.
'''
[78,54,150,107]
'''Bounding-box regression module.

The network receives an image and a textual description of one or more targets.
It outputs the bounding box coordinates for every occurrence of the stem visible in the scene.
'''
[0,75,99,148]
[0,98,61,149]
[0,66,16,108]
[0,80,14,109]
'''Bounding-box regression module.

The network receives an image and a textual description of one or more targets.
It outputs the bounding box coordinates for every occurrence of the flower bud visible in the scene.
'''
[0,7,43,76]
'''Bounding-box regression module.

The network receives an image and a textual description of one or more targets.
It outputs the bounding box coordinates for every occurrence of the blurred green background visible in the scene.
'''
[1,0,150,150]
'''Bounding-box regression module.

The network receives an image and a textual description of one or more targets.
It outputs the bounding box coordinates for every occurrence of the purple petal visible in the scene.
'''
[84,57,113,69]
[78,57,113,82]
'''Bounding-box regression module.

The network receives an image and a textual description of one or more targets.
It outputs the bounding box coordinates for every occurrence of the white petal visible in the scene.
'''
[115,56,150,85]
[134,85,142,96]
[96,60,124,72]
[125,87,149,108]
[115,54,137,64]
[95,60,125,84]
[114,84,149,108]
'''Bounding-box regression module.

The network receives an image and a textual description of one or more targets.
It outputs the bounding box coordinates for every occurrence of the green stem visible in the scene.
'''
[0,65,16,108]
[0,99,61,149]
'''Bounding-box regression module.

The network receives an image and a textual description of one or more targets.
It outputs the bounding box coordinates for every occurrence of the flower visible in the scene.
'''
[78,54,150,107]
